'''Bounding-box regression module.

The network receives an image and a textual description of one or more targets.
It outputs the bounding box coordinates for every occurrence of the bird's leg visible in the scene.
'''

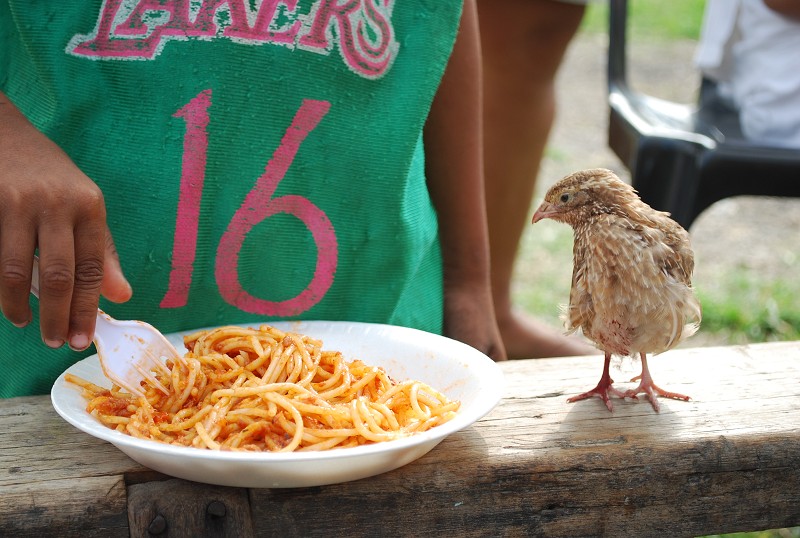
[567,352,627,412]
[624,353,690,412]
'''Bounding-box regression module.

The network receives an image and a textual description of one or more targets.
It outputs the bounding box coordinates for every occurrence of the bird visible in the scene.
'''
[531,168,701,412]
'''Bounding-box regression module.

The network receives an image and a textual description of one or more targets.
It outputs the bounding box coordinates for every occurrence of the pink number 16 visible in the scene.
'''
[160,89,338,317]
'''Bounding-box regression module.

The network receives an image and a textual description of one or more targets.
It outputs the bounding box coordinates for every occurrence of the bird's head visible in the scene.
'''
[531,168,640,227]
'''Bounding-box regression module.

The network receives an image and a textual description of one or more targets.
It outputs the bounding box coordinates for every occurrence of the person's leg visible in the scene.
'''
[479,0,595,358]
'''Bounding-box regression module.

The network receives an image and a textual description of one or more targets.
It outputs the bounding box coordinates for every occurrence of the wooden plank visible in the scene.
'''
[249,431,800,536]
[0,396,150,488]
[249,343,800,536]
[0,475,128,537]
[127,479,254,537]
[1,343,799,536]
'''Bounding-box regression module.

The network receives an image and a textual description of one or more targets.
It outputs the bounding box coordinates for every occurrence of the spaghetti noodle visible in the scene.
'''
[66,324,460,452]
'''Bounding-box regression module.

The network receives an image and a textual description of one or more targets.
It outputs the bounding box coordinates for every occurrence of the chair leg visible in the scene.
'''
[632,141,702,229]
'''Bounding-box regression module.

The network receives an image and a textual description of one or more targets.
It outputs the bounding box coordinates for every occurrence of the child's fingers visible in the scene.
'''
[67,219,109,352]
[0,230,37,329]
[36,221,79,349]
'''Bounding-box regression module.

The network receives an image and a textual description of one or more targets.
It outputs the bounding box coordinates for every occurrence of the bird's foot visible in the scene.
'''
[567,382,628,412]
[623,381,690,413]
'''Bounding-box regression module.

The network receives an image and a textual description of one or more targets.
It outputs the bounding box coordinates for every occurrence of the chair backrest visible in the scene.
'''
[606,0,800,229]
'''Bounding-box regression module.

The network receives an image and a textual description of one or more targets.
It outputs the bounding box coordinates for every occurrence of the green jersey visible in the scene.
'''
[0,0,462,397]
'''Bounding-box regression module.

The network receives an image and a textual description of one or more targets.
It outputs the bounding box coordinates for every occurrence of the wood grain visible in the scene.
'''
[1,342,799,536]
[128,479,254,537]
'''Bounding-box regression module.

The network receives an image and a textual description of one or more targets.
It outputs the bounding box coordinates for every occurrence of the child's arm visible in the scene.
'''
[0,91,131,351]
[424,0,506,361]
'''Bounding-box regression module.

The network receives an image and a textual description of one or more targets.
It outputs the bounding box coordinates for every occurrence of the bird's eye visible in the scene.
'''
[560,193,571,203]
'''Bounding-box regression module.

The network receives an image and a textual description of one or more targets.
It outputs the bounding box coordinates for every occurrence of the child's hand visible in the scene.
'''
[0,93,131,351]
[443,279,506,361]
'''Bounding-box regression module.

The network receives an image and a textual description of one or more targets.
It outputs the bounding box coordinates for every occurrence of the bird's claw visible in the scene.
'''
[567,382,628,412]
[623,383,690,413]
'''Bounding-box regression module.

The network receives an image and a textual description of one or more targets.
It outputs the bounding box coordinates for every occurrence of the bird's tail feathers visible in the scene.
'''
[663,289,702,349]
[558,303,582,335]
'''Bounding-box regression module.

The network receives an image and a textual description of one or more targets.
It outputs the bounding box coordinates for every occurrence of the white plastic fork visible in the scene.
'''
[31,257,179,397]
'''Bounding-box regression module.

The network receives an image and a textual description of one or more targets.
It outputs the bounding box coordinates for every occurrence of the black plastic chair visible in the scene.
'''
[606,0,800,229]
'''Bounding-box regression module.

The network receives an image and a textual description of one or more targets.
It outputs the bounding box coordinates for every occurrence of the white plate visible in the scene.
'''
[51,321,504,488]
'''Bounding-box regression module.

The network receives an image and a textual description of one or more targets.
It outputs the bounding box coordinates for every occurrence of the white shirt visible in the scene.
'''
[695,0,800,148]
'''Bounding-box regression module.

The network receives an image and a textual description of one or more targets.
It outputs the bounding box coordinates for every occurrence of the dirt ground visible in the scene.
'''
[524,32,800,317]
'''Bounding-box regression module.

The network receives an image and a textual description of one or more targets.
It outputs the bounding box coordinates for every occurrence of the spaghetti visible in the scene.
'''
[66,324,460,452]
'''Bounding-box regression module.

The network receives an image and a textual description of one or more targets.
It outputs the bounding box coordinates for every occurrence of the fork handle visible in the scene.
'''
[30,256,41,299]
[92,309,114,347]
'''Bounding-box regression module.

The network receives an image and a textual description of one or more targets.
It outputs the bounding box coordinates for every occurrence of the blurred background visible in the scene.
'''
[515,0,800,353]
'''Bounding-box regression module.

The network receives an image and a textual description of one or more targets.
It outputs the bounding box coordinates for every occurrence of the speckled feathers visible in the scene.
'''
[533,168,701,358]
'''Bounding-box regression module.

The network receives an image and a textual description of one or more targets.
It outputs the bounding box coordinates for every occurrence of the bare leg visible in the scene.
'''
[567,352,626,412]
[624,353,691,413]
[478,0,591,359]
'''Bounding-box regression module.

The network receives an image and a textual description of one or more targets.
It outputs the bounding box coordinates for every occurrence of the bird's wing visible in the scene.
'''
[581,215,651,311]
[566,240,594,335]
[633,207,696,284]
[662,222,696,285]
[585,214,700,352]
[592,214,683,288]
[566,213,652,338]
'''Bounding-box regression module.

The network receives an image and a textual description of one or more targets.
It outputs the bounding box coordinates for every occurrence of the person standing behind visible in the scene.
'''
[695,0,800,149]
[0,0,504,397]
[478,0,597,359]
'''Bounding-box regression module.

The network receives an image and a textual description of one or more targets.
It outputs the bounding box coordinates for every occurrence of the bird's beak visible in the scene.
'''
[532,201,558,223]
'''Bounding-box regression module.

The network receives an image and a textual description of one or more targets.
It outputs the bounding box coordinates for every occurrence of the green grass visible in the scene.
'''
[512,222,574,328]
[581,0,707,40]
[706,530,800,538]
[697,273,800,344]
[515,225,800,349]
